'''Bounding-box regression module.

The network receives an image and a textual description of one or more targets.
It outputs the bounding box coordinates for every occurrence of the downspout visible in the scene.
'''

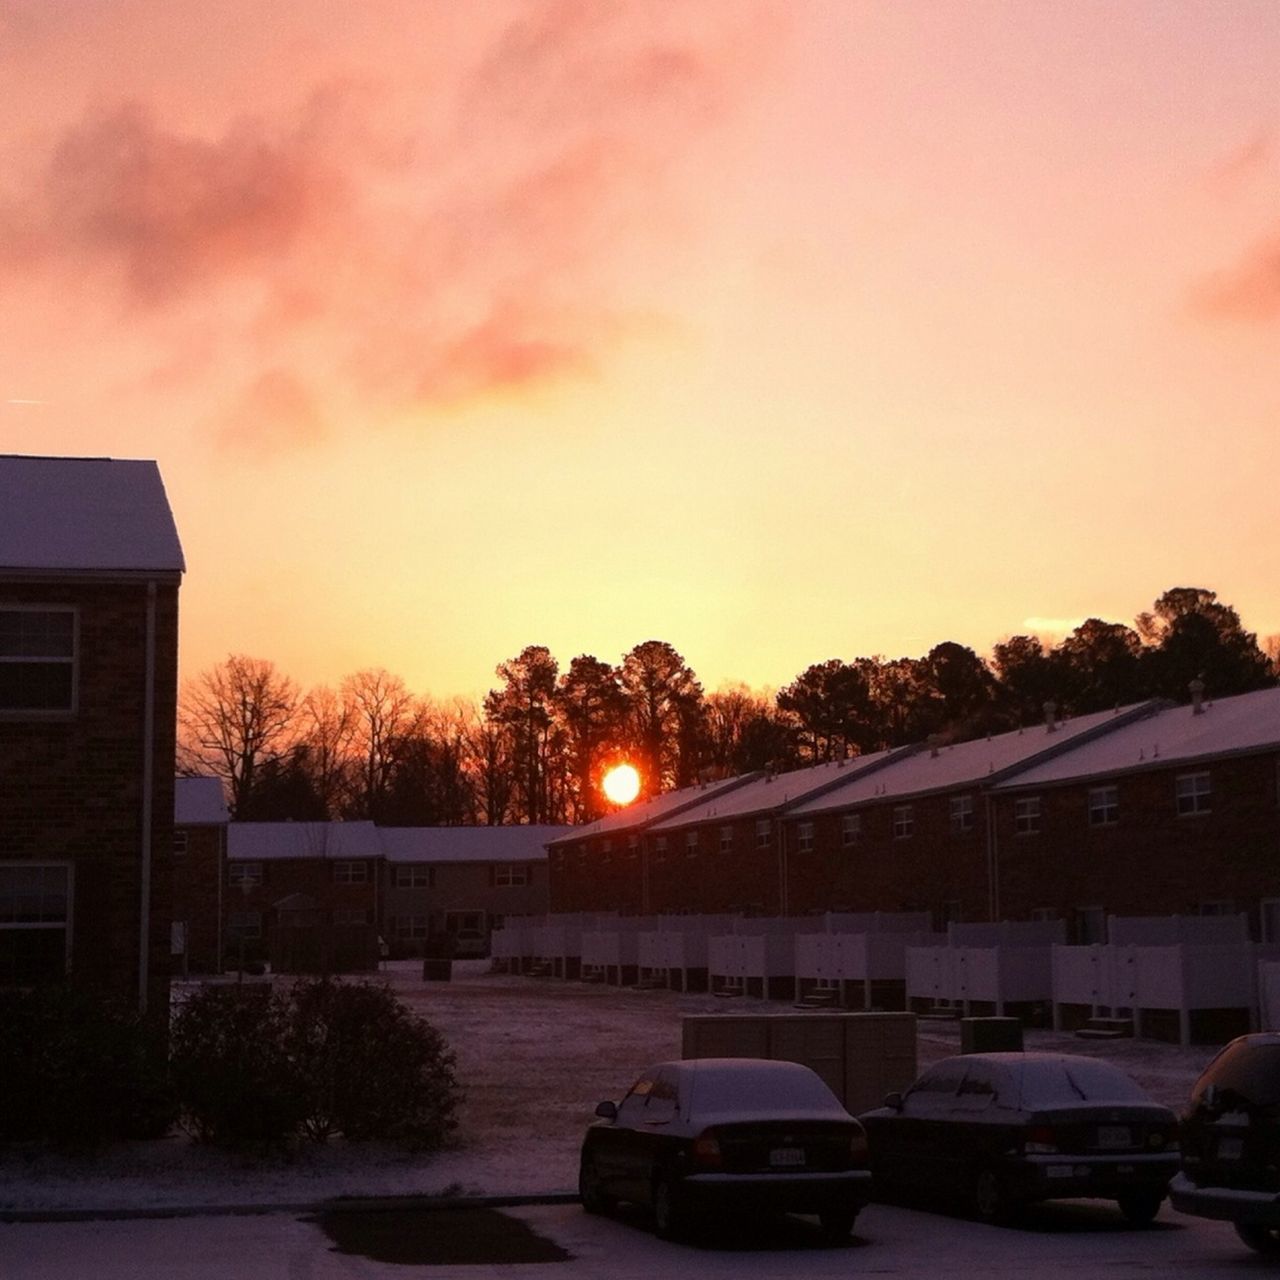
[777,819,788,917]
[217,821,225,974]
[138,581,157,1015]
[985,792,999,922]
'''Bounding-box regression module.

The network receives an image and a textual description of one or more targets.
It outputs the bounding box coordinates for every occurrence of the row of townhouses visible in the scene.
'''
[548,687,1280,944]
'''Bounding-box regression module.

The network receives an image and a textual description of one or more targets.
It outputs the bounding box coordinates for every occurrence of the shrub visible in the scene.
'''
[169,984,305,1146]
[287,978,459,1149]
[0,985,174,1148]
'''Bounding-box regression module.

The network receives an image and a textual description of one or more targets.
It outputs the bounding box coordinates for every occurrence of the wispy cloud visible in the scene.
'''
[0,3,782,457]
[1190,228,1280,323]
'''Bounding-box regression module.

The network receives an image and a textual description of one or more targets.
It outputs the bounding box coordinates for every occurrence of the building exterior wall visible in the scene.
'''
[994,752,1280,937]
[0,578,178,1013]
[171,821,224,974]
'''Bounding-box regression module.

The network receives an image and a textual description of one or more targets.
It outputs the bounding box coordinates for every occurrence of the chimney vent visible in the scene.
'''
[1043,701,1058,732]
[1190,677,1206,715]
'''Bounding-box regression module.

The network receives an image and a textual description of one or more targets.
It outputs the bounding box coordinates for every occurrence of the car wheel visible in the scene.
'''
[972,1168,1016,1224]
[818,1204,859,1242]
[578,1154,614,1216]
[1116,1190,1163,1226]
[652,1172,688,1241]
[1235,1224,1280,1255]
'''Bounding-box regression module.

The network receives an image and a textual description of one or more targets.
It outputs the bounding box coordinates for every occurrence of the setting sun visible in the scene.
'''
[601,763,641,807]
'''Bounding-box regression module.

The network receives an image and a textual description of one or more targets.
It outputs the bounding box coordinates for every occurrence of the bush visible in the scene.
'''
[169,979,459,1150]
[0,986,175,1148]
[287,978,459,1149]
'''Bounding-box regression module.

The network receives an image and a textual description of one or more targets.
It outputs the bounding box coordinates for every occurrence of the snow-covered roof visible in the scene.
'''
[0,455,185,575]
[546,776,759,847]
[378,825,568,865]
[227,821,382,861]
[786,701,1161,813]
[174,776,229,825]
[648,750,903,832]
[991,686,1280,791]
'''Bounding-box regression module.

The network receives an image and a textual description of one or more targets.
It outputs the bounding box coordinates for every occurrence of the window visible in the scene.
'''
[755,819,771,849]
[1176,771,1212,816]
[333,907,370,926]
[654,836,668,856]
[626,836,640,860]
[949,794,974,834]
[394,865,432,888]
[1030,907,1057,923]
[892,805,914,840]
[1088,785,1119,827]
[226,910,261,940]
[600,839,612,855]
[719,826,733,854]
[334,860,368,884]
[173,830,189,856]
[0,607,76,714]
[228,861,262,888]
[841,813,861,847]
[1014,796,1041,835]
[493,863,529,887]
[395,914,429,940]
[1075,906,1106,945]
[1197,900,1234,917]
[684,831,699,857]
[797,821,814,853]
[0,863,71,985]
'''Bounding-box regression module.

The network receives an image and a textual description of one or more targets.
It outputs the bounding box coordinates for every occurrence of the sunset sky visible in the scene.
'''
[2,2,1277,702]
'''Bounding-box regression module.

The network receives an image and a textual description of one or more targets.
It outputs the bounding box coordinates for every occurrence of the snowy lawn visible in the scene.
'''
[0,961,1220,1213]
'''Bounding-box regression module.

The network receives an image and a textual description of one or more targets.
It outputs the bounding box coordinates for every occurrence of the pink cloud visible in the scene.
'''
[1192,230,1280,323]
[212,369,327,457]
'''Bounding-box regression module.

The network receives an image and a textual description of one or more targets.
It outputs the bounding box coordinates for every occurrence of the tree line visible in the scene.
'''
[178,586,1277,825]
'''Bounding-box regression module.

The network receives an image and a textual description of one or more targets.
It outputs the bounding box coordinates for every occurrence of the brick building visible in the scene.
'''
[990,686,1280,941]
[0,455,184,1013]
[172,776,229,974]
[379,824,566,956]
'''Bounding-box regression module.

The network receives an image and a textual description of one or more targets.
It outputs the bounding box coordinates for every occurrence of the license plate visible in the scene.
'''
[1217,1137,1244,1161]
[1096,1126,1131,1149]
[770,1147,805,1167]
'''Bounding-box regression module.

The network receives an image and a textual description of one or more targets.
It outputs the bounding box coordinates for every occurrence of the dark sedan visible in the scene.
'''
[860,1052,1179,1223]
[578,1056,873,1241]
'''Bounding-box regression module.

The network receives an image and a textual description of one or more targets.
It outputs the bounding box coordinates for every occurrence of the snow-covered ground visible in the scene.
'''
[0,961,1219,1215]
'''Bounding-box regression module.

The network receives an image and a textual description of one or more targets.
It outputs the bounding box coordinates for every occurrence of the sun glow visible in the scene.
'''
[602,763,641,807]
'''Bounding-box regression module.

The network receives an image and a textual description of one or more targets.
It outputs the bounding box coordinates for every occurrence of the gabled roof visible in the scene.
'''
[0,455,185,575]
[227,821,382,861]
[546,775,760,848]
[991,686,1280,790]
[647,749,907,832]
[379,825,569,865]
[788,701,1162,813]
[174,776,229,826]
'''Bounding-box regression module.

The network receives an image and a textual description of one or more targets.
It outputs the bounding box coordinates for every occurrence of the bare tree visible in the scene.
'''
[296,684,358,816]
[341,668,418,821]
[178,655,300,817]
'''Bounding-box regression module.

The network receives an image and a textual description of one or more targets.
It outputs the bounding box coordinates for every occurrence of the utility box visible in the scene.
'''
[682,1012,917,1116]
[960,1016,1023,1054]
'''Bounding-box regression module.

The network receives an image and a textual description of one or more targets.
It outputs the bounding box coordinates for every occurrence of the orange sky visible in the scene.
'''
[2,2,1277,701]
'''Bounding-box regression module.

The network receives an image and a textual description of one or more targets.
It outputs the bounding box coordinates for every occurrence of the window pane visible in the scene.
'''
[0,865,69,924]
[0,663,74,711]
[0,610,74,658]
[0,929,67,985]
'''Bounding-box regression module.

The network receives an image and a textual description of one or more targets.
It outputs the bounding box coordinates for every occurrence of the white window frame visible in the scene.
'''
[1176,771,1212,817]
[892,805,914,840]
[841,813,861,847]
[1014,796,1041,835]
[654,836,668,856]
[228,861,263,888]
[173,830,189,856]
[797,821,814,853]
[333,907,370,926]
[684,831,699,857]
[333,860,368,884]
[755,819,772,849]
[0,605,78,717]
[395,914,429,940]
[493,862,529,887]
[718,825,733,854]
[226,909,262,940]
[1088,785,1119,827]
[0,861,73,983]
[949,794,974,834]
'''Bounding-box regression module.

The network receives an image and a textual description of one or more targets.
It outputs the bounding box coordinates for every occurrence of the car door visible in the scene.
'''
[626,1066,682,1204]
[874,1061,967,1193]
[941,1060,1002,1181]
[590,1072,657,1198]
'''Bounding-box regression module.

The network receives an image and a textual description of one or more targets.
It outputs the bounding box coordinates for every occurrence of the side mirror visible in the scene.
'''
[595,1100,618,1121]
[884,1092,903,1112]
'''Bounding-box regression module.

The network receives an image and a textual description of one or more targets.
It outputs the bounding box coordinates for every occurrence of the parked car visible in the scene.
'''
[1169,1031,1280,1254]
[578,1057,873,1241]
[860,1052,1179,1224]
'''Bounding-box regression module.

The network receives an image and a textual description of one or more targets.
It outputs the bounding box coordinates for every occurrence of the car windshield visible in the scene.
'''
[688,1064,842,1117]
[1194,1040,1280,1108]
[1017,1059,1149,1109]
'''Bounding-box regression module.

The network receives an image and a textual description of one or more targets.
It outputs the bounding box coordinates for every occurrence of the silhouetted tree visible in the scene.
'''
[484,646,560,823]
[1053,618,1143,714]
[178,655,300,818]
[991,634,1062,727]
[619,640,705,794]
[556,655,627,822]
[776,660,871,762]
[240,745,328,820]
[342,669,418,821]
